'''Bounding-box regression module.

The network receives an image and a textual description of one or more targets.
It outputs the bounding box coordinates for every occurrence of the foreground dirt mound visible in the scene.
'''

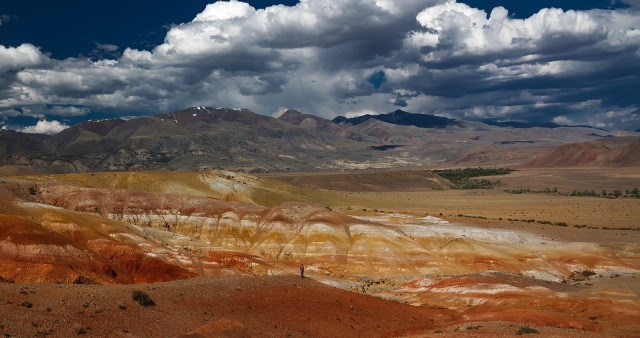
[0,208,205,284]
[0,180,278,284]
[0,275,452,337]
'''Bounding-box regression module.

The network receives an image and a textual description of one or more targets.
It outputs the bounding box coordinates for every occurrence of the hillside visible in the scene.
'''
[333,109,463,129]
[1,107,635,174]
[522,136,640,167]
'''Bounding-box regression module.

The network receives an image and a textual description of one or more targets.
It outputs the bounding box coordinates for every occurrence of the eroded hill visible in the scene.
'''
[1,170,639,335]
[523,136,640,167]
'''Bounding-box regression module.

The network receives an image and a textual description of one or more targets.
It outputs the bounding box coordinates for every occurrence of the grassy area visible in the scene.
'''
[433,167,514,189]
[505,187,640,199]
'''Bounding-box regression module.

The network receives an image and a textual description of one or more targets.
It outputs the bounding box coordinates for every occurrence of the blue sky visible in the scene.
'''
[1,0,639,134]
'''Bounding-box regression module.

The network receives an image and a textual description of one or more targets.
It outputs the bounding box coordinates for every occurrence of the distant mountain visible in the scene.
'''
[332,110,462,129]
[483,120,609,131]
[0,130,48,156]
[482,120,561,129]
[0,107,385,173]
[1,107,634,174]
[44,118,125,156]
[522,136,640,167]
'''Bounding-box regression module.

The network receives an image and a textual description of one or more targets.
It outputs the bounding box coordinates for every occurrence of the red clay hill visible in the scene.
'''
[523,136,640,167]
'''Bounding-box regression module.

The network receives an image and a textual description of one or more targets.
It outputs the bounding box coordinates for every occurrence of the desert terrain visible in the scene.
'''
[1,164,639,336]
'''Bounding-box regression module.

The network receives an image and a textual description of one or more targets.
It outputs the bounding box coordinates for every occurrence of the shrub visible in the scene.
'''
[132,290,155,307]
[72,323,87,335]
[582,270,596,277]
[516,326,539,335]
[433,167,513,189]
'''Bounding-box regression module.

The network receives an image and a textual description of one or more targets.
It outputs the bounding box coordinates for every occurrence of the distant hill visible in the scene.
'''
[274,109,371,141]
[0,130,48,156]
[483,120,561,129]
[522,136,640,167]
[483,120,607,131]
[0,107,382,173]
[333,110,462,129]
[0,107,634,174]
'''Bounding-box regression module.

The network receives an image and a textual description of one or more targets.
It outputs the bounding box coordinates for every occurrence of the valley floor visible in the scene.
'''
[1,166,639,336]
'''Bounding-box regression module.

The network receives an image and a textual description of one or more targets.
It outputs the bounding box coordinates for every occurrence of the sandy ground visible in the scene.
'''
[266,167,640,243]
[2,274,637,337]
[2,167,639,337]
[335,189,640,242]
[0,275,452,337]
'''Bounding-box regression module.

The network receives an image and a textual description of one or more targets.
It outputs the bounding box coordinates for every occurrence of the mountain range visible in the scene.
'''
[1,107,638,175]
[332,109,463,129]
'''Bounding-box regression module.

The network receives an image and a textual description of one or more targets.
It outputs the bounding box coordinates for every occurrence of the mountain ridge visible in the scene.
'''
[522,136,640,168]
[0,107,635,174]
[332,109,463,129]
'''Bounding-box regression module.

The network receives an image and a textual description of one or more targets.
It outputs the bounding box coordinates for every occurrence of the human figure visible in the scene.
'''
[300,264,305,278]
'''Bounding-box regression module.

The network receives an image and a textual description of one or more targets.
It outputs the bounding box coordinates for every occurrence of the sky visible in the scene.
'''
[1,0,639,134]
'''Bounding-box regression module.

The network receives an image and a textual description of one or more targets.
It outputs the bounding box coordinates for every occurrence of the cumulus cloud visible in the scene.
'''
[1,0,640,130]
[19,120,69,135]
[0,44,51,72]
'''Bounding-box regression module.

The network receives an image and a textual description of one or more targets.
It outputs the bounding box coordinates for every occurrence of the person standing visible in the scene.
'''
[300,264,305,278]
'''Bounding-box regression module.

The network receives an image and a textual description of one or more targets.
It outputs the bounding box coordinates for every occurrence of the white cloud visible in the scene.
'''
[0,44,51,72]
[552,116,573,125]
[19,120,69,135]
[94,42,119,52]
[0,0,639,130]
[413,2,609,61]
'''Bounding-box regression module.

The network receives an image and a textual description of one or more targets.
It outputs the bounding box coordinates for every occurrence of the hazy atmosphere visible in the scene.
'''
[1,0,639,134]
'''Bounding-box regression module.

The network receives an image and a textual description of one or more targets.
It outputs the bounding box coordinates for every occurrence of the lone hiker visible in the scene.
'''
[300,264,305,278]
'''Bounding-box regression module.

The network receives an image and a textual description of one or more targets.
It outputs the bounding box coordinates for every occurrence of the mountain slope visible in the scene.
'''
[1,107,634,174]
[522,136,640,167]
[333,109,463,129]
[275,109,373,141]
[0,130,48,156]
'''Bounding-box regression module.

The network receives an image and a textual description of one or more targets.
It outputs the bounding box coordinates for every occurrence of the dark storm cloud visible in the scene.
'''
[1,0,639,132]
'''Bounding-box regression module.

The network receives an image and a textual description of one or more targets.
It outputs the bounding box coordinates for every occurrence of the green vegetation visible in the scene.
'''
[434,167,513,189]
[602,226,639,231]
[505,186,640,199]
[516,326,540,335]
[132,290,155,307]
